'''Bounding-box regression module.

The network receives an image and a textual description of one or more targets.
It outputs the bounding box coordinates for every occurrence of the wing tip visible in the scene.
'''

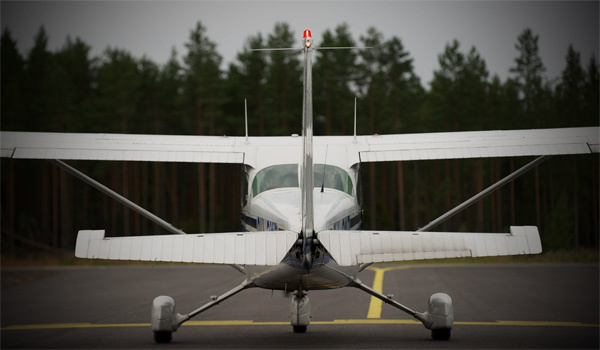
[75,230,105,258]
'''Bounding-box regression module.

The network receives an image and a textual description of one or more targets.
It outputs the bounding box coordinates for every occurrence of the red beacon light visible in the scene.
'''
[303,29,312,48]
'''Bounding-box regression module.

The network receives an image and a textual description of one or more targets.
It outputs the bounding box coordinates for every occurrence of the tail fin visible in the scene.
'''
[301,29,315,268]
[252,29,369,269]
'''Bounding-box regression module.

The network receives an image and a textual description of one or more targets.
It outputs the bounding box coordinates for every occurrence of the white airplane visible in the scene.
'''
[1,29,598,343]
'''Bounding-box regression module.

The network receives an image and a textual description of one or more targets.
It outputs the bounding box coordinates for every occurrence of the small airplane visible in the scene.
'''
[1,29,598,343]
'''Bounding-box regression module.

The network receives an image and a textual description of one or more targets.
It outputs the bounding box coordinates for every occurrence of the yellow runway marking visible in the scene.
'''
[2,319,598,331]
[1,323,151,330]
[365,265,412,318]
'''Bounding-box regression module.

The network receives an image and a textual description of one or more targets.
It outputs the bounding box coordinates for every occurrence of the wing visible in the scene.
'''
[3,127,597,167]
[75,230,298,266]
[339,127,598,163]
[318,226,542,266]
[1,132,246,164]
[0,131,309,170]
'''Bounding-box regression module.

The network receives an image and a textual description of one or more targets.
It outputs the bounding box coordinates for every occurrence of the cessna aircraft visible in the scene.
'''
[1,29,598,343]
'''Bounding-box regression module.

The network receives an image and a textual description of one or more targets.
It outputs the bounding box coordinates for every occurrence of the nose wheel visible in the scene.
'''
[290,291,311,333]
[293,325,308,333]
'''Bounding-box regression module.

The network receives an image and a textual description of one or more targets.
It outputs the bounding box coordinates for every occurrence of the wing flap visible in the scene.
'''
[318,226,542,266]
[75,230,298,266]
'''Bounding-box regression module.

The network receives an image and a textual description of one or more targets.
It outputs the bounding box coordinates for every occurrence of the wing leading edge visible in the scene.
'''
[318,226,542,266]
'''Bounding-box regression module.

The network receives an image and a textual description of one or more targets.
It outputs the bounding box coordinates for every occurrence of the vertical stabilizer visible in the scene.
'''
[301,29,314,268]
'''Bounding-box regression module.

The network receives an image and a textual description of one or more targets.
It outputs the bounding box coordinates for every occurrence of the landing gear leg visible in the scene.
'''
[351,278,453,340]
[290,290,310,333]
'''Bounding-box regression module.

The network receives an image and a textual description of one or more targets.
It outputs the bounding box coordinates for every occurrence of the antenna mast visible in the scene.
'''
[353,97,357,143]
[244,99,249,144]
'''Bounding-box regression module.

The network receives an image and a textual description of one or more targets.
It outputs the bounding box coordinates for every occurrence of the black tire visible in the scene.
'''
[293,325,307,333]
[431,328,451,340]
[154,331,173,343]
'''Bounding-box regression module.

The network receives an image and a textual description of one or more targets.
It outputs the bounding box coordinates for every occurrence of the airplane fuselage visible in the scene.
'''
[240,163,363,290]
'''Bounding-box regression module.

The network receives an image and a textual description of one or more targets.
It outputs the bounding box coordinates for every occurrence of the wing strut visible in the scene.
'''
[49,159,186,235]
[418,155,551,232]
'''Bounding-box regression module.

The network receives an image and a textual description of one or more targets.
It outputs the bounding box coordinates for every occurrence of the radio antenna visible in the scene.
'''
[244,99,249,144]
[353,97,357,143]
[320,146,329,193]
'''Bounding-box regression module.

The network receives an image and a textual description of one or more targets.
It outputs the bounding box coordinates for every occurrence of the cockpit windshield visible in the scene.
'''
[251,164,353,197]
[313,164,353,196]
[252,164,299,195]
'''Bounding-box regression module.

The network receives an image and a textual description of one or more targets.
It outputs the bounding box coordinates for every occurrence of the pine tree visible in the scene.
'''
[1,28,26,131]
[313,23,357,135]
[428,40,490,231]
[231,33,268,135]
[183,21,223,233]
[555,45,586,127]
[509,28,548,127]
[265,22,301,135]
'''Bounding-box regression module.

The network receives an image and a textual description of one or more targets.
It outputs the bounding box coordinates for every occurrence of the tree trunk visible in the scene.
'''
[474,164,484,232]
[444,160,451,231]
[258,86,265,136]
[198,164,206,233]
[142,162,149,233]
[171,164,179,226]
[535,164,541,228]
[6,160,16,253]
[153,163,161,235]
[133,163,141,234]
[122,162,129,234]
[510,159,515,224]
[572,158,579,248]
[413,163,419,229]
[110,165,118,235]
[369,163,376,229]
[495,160,503,232]
[60,166,72,248]
[208,163,216,233]
[41,162,50,244]
[368,90,376,229]
[52,165,60,247]
[397,162,406,230]
[453,160,460,229]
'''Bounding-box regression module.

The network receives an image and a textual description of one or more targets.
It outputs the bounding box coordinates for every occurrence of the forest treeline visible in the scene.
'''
[1,21,598,254]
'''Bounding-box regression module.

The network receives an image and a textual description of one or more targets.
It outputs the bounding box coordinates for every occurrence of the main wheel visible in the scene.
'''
[431,328,451,340]
[154,331,173,343]
[293,325,307,333]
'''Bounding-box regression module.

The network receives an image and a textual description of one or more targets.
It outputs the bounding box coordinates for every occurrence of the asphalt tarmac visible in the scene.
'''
[1,264,598,349]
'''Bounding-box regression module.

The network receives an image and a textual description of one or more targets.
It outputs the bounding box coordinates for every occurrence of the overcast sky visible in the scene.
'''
[2,1,598,87]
